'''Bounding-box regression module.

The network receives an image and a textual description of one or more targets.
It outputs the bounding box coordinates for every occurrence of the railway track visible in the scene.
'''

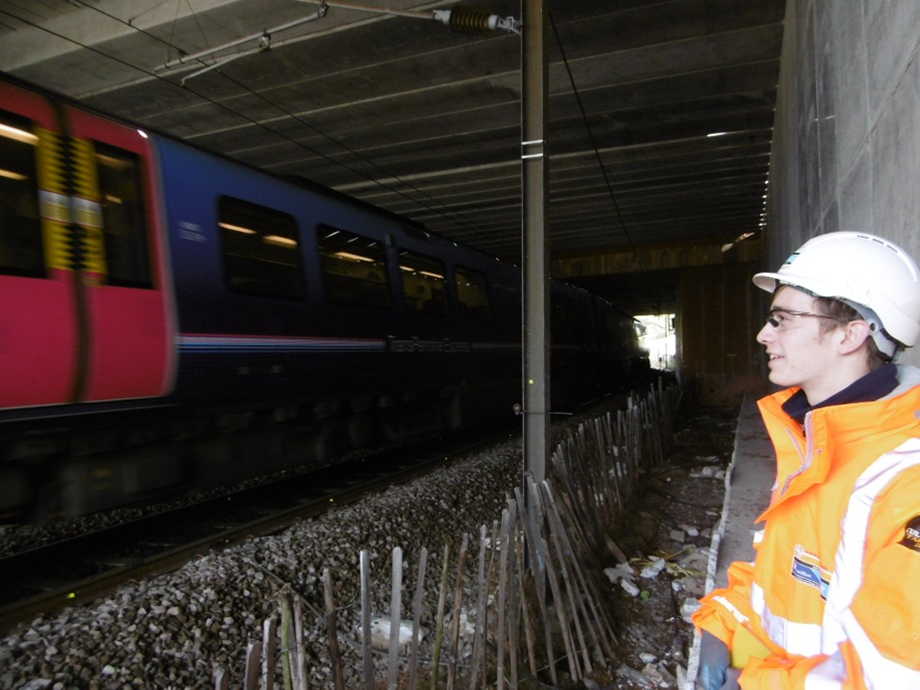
[0,421,516,634]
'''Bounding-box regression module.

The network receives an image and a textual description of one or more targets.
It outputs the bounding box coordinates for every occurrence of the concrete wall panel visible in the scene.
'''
[678,262,766,404]
[872,56,920,253]
[824,0,870,175]
[767,0,920,367]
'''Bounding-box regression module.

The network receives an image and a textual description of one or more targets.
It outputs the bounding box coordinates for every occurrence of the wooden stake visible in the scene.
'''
[515,484,556,686]
[323,568,345,690]
[280,588,294,690]
[431,543,451,690]
[446,534,469,690]
[514,517,537,680]
[263,616,278,690]
[293,595,305,690]
[214,666,229,690]
[388,546,404,690]
[244,640,262,690]
[408,547,428,690]
[496,507,513,689]
[360,550,374,690]
[468,526,488,690]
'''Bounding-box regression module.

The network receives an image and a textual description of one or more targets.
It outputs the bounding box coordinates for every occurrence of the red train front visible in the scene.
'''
[0,78,174,412]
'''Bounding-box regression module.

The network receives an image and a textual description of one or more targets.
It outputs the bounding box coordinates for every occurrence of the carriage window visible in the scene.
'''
[317,225,390,308]
[95,142,153,288]
[454,265,491,319]
[552,293,592,345]
[399,250,448,315]
[0,111,43,277]
[220,196,303,298]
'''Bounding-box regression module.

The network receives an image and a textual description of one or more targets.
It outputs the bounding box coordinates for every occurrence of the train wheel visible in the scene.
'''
[379,409,407,442]
[346,410,376,449]
[440,395,463,430]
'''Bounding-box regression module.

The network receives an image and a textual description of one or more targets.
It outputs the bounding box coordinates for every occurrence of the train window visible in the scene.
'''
[94,142,153,288]
[552,293,592,345]
[317,225,390,308]
[219,196,304,299]
[454,265,491,319]
[0,111,44,278]
[399,250,448,315]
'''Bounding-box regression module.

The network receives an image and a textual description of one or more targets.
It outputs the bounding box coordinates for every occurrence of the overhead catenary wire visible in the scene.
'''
[156,6,329,72]
[153,1,519,77]
[212,69,495,233]
[547,11,645,274]
[0,5,498,239]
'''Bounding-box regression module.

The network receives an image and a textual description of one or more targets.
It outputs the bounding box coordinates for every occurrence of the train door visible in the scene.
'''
[0,84,76,408]
[61,106,173,403]
[0,79,173,410]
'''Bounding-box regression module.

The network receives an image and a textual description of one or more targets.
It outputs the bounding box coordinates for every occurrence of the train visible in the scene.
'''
[0,73,648,521]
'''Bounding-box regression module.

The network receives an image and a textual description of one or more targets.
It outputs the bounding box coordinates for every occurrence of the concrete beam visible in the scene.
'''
[550,237,763,279]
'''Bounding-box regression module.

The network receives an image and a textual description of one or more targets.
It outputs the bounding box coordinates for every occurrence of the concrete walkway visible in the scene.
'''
[712,395,775,587]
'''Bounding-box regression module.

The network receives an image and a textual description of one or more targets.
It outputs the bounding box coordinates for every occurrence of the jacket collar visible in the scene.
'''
[780,363,900,425]
[756,365,920,517]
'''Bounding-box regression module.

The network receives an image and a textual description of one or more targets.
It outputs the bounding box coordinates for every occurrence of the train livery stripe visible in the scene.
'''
[472,342,521,352]
[178,334,388,353]
[177,335,518,354]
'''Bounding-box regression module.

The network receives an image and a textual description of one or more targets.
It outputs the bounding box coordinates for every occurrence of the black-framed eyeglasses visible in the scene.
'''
[765,308,845,330]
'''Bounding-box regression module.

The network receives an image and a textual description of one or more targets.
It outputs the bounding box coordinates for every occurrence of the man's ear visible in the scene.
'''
[837,320,873,355]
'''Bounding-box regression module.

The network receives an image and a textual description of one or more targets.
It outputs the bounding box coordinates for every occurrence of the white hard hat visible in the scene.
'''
[753,232,920,356]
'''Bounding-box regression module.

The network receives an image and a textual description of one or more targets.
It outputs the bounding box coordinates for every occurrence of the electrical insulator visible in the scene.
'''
[447,6,497,35]
[433,5,519,35]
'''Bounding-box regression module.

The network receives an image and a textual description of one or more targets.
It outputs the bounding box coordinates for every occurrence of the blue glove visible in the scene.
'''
[720,667,741,689]
[698,630,732,690]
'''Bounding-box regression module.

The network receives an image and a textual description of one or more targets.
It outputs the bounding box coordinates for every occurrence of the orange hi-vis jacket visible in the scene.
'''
[693,365,920,689]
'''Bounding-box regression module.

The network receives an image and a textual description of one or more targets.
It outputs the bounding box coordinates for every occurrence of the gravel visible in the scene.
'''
[0,429,527,689]
[0,397,735,689]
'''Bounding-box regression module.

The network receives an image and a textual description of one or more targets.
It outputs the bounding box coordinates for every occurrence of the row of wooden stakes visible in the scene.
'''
[215,380,682,689]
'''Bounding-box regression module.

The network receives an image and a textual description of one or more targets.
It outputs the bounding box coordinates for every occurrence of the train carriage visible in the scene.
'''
[153,134,524,432]
[0,73,647,520]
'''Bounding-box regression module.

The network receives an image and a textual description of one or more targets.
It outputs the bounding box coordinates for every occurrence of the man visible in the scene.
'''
[693,231,920,689]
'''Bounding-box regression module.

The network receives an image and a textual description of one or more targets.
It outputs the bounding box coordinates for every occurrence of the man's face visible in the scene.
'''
[756,287,842,402]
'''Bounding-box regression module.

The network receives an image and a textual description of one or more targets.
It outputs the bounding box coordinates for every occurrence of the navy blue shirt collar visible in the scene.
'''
[781,363,900,425]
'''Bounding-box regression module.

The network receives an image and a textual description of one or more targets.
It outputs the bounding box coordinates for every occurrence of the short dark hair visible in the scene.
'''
[813,296,886,367]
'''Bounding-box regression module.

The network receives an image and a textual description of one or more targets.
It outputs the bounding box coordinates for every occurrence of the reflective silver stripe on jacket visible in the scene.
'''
[750,437,920,688]
[819,437,920,688]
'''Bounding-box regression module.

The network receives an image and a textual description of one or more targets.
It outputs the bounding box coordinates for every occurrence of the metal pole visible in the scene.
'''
[521,0,549,485]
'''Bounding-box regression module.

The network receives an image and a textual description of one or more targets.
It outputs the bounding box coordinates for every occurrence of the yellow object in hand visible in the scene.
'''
[731,624,772,668]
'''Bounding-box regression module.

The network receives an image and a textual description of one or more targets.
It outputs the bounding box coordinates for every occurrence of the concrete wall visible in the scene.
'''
[767,1,920,367]
[678,262,767,405]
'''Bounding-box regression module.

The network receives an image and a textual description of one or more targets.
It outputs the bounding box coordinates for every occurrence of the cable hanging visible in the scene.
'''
[548,11,644,272]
